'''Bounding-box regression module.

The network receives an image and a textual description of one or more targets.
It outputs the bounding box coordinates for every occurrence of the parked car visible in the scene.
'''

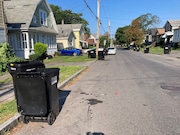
[83,48,96,54]
[87,48,108,56]
[58,47,82,56]
[107,47,116,55]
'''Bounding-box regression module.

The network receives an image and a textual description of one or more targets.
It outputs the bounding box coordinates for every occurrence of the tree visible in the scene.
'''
[50,5,62,24]
[137,13,160,32]
[115,26,129,45]
[99,36,110,48]
[50,4,90,36]
[125,19,144,46]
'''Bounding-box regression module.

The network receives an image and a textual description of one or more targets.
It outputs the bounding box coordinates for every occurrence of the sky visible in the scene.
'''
[47,0,180,37]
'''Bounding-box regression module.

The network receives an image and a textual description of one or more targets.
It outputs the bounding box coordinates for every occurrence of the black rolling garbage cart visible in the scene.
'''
[8,61,60,125]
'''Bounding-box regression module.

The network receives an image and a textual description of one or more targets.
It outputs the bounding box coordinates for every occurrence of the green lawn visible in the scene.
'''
[58,66,83,83]
[149,46,164,54]
[44,54,95,63]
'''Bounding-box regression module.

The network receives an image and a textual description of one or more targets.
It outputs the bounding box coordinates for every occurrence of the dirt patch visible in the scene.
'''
[5,122,24,135]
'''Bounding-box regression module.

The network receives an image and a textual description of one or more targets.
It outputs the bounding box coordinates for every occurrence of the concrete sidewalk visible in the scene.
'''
[0,60,96,135]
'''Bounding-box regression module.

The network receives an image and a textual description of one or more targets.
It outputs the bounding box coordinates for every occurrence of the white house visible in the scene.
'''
[163,20,180,44]
[3,0,58,59]
[173,28,180,43]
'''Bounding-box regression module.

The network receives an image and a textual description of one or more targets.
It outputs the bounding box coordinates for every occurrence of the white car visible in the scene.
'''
[107,47,116,55]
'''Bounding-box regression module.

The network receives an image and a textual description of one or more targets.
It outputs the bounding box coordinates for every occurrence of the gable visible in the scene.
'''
[164,20,180,32]
[156,28,165,35]
[30,0,49,27]
[4,0,58,34]
[4,0,39,29]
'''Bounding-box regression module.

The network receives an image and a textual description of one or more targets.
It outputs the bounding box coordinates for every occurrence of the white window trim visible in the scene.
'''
[39,9,47,26]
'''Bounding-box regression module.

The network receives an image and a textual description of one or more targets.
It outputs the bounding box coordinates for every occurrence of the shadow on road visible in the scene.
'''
[86,132,105,135]
[58,89,71,112]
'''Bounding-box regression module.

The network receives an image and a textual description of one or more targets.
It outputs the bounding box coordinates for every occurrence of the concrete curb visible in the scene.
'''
[0,113,22,135]
[58,66,87,89]
[0,66,89,135]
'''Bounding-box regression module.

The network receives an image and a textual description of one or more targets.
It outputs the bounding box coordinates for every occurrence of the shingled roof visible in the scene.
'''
[165,20,180,27]
[4,0,39,29]
[3,0,58,34]
[58,24,84,31]
[156,28,165,35]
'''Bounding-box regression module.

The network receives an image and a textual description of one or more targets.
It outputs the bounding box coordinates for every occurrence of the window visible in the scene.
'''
[22,33,27,49]
[39,10,47,26]
[33,15,36,24]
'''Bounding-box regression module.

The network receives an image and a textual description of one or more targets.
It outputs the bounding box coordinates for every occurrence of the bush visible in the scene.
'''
[34,42,48,54]
[29,42,48,61]
[0,42,24,73]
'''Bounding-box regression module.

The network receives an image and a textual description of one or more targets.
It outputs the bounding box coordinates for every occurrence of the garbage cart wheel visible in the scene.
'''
[47,112,56,125]
[22,115,29,124]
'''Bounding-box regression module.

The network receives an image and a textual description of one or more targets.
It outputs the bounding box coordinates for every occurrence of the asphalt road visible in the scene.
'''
[13,48,180,135]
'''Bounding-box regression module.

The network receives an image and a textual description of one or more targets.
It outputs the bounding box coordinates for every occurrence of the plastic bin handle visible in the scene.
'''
[17,72,41,76]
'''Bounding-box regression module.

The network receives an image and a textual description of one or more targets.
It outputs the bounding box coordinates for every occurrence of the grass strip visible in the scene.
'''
[149,46,164,54]
[58,66,83,83]
[0,100,17,125]
[44,54,94,63]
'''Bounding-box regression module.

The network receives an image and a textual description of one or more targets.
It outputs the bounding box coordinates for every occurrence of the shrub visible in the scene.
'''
[29,42,48,61]
[34,42,48,55]
[0,42,24,73]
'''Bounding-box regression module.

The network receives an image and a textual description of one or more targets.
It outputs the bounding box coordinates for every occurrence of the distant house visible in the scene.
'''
[87,34,96,46]
[155,28,165,43]
[146,28,165,45]
[147,28,158,43]
[56,24,76,50]
[56,24,88,49]
[3,0,58,59]
[173,28,180,43]
[162,20,180,44]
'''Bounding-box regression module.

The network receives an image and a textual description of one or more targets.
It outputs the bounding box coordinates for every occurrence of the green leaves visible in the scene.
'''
[0,43,23,73]
[29,42,48,61]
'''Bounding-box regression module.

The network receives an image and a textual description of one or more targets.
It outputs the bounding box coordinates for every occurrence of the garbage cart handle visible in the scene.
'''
[17,72,41,75]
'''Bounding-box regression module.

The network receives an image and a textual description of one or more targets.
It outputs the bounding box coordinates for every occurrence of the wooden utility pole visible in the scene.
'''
[96,0,100,56]
[108,19,111,46]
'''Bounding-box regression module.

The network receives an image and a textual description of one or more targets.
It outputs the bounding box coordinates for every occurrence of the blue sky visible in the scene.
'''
[47,0,180,37]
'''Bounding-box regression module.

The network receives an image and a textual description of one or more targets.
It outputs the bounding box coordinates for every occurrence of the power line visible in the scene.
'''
[83,0,97,20]
[83,0,106,33]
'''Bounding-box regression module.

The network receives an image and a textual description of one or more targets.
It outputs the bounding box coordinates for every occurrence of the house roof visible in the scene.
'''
[148,28,157,36]
[156,28,165,35]
[58,24,84,31]
[166,20,180,27]
[4,0,39,29]
[56,24,76,39]
[3,0,58,34]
